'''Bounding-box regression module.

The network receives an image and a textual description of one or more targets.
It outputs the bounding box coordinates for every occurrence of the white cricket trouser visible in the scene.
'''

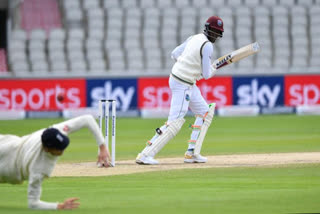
[168,76,209,122]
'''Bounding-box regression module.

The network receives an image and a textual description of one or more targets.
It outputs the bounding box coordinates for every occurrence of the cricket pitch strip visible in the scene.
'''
[52,152,320,177]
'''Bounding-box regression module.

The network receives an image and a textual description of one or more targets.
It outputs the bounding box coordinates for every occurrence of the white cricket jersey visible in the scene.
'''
[171,33,216,84]
[0,114,104,210]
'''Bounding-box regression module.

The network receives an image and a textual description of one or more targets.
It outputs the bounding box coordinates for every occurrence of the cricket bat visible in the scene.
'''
[213,42,260,69]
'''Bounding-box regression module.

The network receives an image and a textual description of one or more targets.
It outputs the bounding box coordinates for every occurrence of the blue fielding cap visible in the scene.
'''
[41,128,70,150]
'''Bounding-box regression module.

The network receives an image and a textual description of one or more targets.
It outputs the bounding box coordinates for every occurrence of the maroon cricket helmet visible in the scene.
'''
[204,16,224,42]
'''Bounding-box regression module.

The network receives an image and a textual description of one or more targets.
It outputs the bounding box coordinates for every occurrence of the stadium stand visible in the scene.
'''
[20,0,62,35]
[5,0,320,76]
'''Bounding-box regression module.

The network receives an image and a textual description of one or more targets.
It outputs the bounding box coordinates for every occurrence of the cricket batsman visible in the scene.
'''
[0,114,111,210]
[136,16,224,165]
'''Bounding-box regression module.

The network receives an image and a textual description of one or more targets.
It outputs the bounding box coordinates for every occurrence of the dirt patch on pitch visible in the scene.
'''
[52,152,320,177]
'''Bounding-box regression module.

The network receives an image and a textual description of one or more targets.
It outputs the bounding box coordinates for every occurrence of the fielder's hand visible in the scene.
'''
[57,197,80,210]
[97,144,111,167]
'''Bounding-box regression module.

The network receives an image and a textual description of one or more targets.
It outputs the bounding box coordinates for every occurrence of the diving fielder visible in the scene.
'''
[0,115,111,210]
[136,16,224,165]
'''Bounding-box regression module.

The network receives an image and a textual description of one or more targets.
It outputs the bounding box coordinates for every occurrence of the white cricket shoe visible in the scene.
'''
[184,152,208,163]
[136,153,159,165]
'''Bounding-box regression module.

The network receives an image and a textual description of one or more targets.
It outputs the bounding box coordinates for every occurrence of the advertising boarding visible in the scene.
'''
[197,77,233,107]
[86,78,138,112]
[0,79,86,110]
[0,74,320,113]
[284,75,320,106]
[233,76,284,107]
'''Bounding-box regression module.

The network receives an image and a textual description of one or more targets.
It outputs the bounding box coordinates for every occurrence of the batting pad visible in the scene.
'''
[194,103,216,155]
[187,116,204,150]
[142,118,185,157]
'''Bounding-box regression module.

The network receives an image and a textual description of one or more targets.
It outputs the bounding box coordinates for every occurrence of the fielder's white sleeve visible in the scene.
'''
[171,36,192,61]
[52,114,105,146]
[201,42,217,79]
[28,174,58,210]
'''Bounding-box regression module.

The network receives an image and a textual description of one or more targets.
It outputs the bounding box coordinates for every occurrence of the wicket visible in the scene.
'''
[98,99,116,167]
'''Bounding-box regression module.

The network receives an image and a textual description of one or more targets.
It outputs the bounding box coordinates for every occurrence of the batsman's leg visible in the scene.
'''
[184,115,205,162]
[136,76,190,165]
[185,84,216,163]
[136,118,185,165]
[184,103,216,163]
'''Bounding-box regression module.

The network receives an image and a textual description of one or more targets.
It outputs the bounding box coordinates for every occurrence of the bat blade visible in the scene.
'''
[213,42,260,69]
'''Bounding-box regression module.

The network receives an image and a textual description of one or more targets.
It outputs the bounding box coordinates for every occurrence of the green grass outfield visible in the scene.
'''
[1,115,319,162]
[0,115,320,213]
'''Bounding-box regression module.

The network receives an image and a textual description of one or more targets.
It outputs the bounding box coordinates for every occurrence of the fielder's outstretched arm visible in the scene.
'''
[28,174,58,210]
[53,115,104,146]
[28,174,80,210]
[52,114,111,166]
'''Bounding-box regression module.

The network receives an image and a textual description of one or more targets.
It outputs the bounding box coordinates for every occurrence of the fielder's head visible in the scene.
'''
[204,16,224,43]
[41,128,69,156]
